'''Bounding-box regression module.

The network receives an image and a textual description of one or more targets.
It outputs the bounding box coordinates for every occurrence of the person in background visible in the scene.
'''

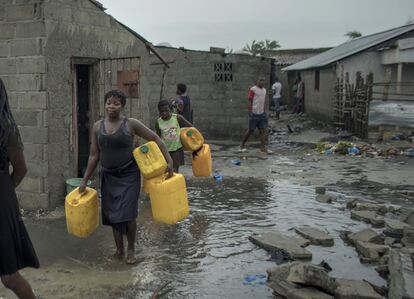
[293,75,304,114]
[271,77,282,119]
[79,90,173,264]
[175,83,193,124]
[0,79,39,299]
[156,100,192,173]
[239,77,273,154]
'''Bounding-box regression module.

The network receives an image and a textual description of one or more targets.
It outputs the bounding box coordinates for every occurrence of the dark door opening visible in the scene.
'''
[75,64,90,177]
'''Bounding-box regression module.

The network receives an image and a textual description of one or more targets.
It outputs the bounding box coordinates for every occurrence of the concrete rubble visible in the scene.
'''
[249,231,312,260]
[267,262,384,299]
[334,279,384,299]
[351,210,385,227]
[402,210,414,226]
[294,227,334,246]
[346,228,384,245]
[353,203,388,215]
[354,240,389,263]
[388,248,414,299]
[402,226,414,248]
[315,194,333,203]
[384,218,410,238]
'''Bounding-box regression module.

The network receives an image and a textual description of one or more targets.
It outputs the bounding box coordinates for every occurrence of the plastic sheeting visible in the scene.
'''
[369,100,414,128]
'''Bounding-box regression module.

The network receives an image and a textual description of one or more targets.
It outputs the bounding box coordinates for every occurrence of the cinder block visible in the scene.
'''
[0,41,8,57]
[19,126,48,144]
[15,21,45,38]
[13,110,39,126]
[5,4,37,21]
[7,92,19,108]
[21,143,43,160]
[26,160,48,177]
[0,23,15,40]
[17,176,42,193]
[10,38,42,57]
[17,192,49,210]
[13,74,43,92]
[18,91,47,109]
[0,57,16,73]
[16,56,46,73]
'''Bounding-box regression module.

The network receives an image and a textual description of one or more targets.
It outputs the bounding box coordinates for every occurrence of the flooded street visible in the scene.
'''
[1,119,413,298]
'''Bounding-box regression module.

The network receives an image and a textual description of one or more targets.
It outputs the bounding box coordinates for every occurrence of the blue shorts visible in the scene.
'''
[272,97,281,111]
[248,112,267,131]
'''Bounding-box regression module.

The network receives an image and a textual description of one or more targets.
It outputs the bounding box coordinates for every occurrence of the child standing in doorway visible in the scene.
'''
[156,100,192,172]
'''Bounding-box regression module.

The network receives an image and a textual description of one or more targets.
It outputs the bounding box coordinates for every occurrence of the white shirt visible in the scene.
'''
[248,86,266,115]
[272,82,282,98]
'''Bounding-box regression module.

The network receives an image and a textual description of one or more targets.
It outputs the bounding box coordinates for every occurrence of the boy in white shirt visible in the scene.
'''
[271,77,282,119]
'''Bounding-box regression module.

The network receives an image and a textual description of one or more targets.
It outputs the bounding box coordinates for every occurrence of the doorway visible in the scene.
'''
[75,64,90,177]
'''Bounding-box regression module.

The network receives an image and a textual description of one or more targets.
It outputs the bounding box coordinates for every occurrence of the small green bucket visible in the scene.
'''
[65,178,92,194]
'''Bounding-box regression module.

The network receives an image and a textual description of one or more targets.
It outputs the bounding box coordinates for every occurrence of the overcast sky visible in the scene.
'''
[98,0,414,51]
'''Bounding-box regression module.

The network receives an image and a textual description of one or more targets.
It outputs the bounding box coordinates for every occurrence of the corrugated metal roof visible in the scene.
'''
[283,24,414,71]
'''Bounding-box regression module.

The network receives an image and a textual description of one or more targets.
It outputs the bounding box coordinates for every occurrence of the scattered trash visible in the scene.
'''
[243,273,267,286]
[404,148,414,157]
[213,173,223,182]
[231,159,241,166]
[347,146,361,156]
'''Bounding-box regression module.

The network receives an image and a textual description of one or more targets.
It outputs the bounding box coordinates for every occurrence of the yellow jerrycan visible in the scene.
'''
[142,174,164,195]
[149,173,189,224]
[133,141,167,179]
[192,144,212,177]
[180,127,204,151]
[65,187,99,238]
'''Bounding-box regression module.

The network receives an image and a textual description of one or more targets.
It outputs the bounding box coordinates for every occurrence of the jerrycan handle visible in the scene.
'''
[140,145,149,154]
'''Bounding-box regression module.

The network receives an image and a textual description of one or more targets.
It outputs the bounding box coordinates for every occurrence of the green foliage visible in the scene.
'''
[345,30,362,39]
[242,39,281,56]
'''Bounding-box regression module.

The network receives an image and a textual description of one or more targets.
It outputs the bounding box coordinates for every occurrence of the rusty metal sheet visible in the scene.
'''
[117,70,139,98]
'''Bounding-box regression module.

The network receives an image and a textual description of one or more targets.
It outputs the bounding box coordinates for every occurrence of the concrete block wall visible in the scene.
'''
[42,0,153,208]
[301,67,336,123]
[0,0,49,209]
[149,48,272,139]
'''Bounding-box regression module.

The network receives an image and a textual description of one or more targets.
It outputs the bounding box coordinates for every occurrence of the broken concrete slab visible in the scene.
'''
[347,228,383,245]
[402,209,414,226]
[388,248,414,299]
[355,240,389,262]
[287,263,337,294]
[346,198,360,209]
[267,263,334,299]
[354,203,388,215]
[384,218,410,238]
[287,287,334,299]
[315,186,326,194]
[267,262,304,297]
[316,194,333,203]
[294,227,334,246]
[402,226,414,248]
[351,210,385,227]
[249,231,312,260]
[334,279,383,299]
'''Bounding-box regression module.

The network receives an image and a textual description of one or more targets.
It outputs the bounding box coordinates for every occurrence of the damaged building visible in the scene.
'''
[1,0,274,210]
[284,24,414,137]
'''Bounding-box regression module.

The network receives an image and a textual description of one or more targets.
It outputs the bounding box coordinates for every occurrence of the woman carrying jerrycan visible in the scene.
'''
[79,90,173,264]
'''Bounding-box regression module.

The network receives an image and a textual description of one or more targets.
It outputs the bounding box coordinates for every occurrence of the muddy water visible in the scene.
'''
[25,176,387,298]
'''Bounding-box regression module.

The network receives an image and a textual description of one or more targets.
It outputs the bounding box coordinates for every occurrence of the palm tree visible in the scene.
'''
[242,40,265,56]
[264,39,281,51]
[345,30,362,39]
[242,39,281,56]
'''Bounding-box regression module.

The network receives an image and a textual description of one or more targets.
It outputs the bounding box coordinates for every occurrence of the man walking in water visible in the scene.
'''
[239,77,272,154]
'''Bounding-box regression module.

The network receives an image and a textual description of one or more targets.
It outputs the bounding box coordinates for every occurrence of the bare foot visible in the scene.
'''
[126,249,138,265]
[107,251,124,262]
